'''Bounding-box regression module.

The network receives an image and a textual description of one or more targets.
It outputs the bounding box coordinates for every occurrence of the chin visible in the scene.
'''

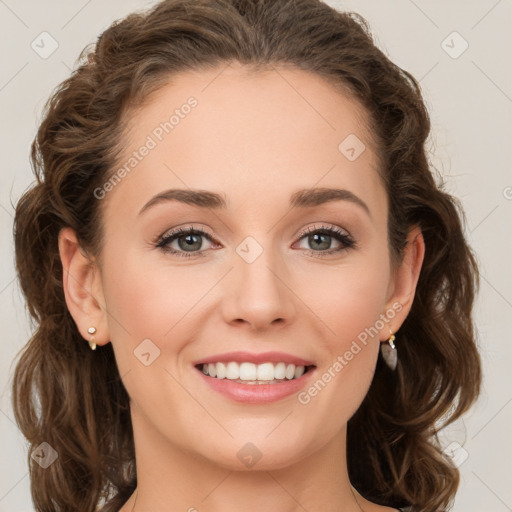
[192,434,317,472]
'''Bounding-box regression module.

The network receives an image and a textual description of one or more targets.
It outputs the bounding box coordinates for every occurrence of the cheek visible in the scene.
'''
[99,245,209,371]
[298,256,390,413]
[102,237,391,368]
[100,249,212,427]
[307,259,391,348]
[106,262,198,330]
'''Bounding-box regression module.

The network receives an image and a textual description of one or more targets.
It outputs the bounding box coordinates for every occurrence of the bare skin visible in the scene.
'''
[59,62,423,512]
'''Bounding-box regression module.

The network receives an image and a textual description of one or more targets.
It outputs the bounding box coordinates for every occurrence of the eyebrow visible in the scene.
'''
[138,187,371,217]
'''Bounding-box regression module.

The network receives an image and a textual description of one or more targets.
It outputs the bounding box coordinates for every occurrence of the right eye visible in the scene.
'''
[156,226,219,258]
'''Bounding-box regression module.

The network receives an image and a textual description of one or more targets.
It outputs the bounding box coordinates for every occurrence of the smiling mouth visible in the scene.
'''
[194,361,316,384]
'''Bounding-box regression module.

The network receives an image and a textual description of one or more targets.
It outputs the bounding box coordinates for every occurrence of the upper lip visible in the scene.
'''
[193,351,315,367]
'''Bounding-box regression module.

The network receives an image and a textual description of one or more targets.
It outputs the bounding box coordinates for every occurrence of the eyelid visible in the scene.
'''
[156,223,351,243]
[155,222,356,258]
[292,223,356,255]
[156,224,216,244]
[154,224,219,255]
[295,223,350,239]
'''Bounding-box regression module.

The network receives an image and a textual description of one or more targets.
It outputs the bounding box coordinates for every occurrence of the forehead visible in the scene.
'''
[105,63,384,218]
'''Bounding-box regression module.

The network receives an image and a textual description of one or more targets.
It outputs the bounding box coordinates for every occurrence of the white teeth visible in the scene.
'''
[274,362,286,379]
[200,361,307,381]
[294,365,305,379]
[226,361,239,380]
[257,362,275,380]
[216,362,227,379]
[239,362,257,380]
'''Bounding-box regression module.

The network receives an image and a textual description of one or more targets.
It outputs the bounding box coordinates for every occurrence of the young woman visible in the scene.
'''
[12,1,481,511]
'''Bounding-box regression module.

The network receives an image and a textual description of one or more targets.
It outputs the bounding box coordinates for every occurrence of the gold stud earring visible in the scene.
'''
[87,326,97,351]
[380,329,397,370]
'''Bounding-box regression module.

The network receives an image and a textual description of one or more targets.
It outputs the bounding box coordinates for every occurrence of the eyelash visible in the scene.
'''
[155,224,356,259]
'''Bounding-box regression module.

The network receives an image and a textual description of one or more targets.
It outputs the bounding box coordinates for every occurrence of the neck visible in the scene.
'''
[120,405,369,512]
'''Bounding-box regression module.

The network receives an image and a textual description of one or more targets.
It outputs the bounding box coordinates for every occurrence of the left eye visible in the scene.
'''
[293,225,356,257]
[156,225,355,258]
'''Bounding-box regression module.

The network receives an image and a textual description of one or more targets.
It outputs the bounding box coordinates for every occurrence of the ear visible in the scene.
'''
[58,227,110,348]
[380,225,425,340]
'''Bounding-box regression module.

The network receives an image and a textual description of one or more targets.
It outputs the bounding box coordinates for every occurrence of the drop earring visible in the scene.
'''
[87,326,97,351]
[380,329,397,370]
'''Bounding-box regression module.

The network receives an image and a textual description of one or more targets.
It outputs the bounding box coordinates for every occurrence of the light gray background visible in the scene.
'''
[1,1,511,511]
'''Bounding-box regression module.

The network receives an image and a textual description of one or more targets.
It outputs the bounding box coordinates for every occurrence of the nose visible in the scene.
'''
[221,245,296,332]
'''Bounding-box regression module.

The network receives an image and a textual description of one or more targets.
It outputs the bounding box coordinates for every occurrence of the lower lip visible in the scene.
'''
[195,366,316,403]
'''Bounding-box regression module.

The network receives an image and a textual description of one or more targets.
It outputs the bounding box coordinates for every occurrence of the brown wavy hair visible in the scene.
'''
[12,0,481,511]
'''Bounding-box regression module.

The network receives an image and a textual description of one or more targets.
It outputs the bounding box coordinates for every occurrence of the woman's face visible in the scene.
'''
[89,63,406,470]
